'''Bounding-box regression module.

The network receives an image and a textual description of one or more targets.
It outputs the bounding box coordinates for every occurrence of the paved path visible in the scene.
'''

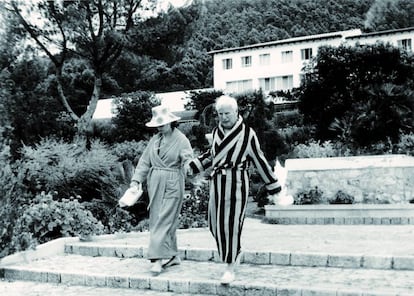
[89,217,414,256]
[2,218,414,295]
[0,279,214,296]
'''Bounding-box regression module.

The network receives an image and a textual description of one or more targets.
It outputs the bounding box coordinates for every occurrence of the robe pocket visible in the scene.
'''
[164,179,180,199]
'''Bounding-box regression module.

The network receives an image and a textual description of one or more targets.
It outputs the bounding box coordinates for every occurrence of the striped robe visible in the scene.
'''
[190,116,281,264]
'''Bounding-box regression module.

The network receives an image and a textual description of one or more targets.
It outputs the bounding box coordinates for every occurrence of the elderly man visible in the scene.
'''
[189,95,282,284]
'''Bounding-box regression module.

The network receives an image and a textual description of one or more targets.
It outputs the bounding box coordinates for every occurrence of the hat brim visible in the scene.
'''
[145,115,181,127]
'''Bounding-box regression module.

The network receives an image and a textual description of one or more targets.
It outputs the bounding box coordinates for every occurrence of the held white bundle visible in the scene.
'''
[119,185,143,207]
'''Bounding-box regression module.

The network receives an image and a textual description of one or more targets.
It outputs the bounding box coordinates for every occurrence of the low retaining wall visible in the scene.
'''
[264,204,414,224]
[284,154,414,204]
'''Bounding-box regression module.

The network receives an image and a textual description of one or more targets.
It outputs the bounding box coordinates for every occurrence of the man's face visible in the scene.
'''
[217,104,238,130]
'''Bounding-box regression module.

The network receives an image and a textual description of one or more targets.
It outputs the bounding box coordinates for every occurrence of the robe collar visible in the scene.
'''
[213,116,245,167]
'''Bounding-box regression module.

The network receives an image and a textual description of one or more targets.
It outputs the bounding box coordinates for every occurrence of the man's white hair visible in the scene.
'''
[215,95,238,111]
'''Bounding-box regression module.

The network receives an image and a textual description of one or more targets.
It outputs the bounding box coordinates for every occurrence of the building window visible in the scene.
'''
[259,75,293,91]
[222,58,232,70]
[301,48,313,60]
[241,56,252,67]
[398,39,412,52]
[259,77,276,91]
[259,53,270,66]
[281,50,293,63]
[277,75,293,90]
[226,79,253,93]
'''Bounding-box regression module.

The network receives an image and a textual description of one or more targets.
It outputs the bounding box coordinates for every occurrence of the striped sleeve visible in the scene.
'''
[189,149,213,174]
[248,129,281,194]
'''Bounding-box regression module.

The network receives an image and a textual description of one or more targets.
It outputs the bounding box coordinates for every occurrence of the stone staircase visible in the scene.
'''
[1,221,414,295]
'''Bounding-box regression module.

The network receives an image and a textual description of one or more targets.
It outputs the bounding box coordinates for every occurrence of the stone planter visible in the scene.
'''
[264,203,414,225]
[284,154,414,204]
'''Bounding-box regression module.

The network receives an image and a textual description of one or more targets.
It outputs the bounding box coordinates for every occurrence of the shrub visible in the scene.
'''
[293,140,337,158]
[396,133,414,156]
[278,126,314,147]
[294,186,324,204]
[111,91,159,142]
[190,124,210,151]
[84,198,148,234]
[11,192,104,252]
[111,140,148,165]
[179,182,209,229]
[0,158,33,258]
[19,137,126,202]
[271,109,303,129]
[89,119,117,143]
[329,190,354,204]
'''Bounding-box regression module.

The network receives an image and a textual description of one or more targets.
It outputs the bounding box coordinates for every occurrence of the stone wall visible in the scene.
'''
[284,154,414,204]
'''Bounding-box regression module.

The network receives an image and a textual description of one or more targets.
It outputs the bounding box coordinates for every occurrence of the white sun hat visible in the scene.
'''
[145,105,181,127]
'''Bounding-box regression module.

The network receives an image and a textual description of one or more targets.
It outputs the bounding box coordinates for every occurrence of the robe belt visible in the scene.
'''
[210,162,248,177]
[151,166,180,173]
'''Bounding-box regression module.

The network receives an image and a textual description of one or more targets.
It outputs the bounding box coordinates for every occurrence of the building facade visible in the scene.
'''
[209,27,414,96]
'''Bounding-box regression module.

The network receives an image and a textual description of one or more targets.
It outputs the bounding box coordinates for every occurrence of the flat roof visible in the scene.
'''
[346,26,414,40]
[208,29,362,55]
[208,27,414,55]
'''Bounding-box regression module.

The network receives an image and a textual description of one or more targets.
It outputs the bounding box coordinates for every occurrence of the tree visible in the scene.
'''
[299,43,414,147]
[6,0,156,137]
[111,91,159,142]
[365,0,414,31]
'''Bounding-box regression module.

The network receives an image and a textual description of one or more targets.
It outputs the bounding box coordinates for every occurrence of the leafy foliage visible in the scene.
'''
[19,137,127,202]
[365,0,414,31]
[293,140,339,158]
[3,56,76,158]
[294,186,324,205]
[395,133,414,156]
[299,43,414,147]
[0,161,32,258]
[11,192,104,251]
[111,91,159,142]
[329,191,355,204]
[179,182,209,229]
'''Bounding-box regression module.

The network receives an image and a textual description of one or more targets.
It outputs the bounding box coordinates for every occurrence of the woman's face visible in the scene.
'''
[157,123,172,134]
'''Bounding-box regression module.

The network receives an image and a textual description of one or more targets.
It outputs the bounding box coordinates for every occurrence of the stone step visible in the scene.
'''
[64,241,414,271]
[0,279,214,296]
[1,254,413,296]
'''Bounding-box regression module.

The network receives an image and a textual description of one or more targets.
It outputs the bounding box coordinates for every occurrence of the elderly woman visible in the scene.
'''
[129,105,194,274]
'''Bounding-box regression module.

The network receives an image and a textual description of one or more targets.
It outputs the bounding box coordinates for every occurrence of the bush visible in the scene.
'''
[111,140,148,165]
[294,186,324,205]
[329,190,354,204]
[278,126,314,147]
[0,154,34,258]
[84,198,148,234]
[396,133,414,156]
[271,109,303,129]
[19,137,126,202]
[179,182,209,229]
[11,192,104,252]
[111,91,159,142]
[299,43,414,146]
[293,140,337,158]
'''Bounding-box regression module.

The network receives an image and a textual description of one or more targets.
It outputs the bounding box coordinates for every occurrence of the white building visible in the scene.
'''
[92,88,211,120]
[93,27,414,120]
[209,27,414,95]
